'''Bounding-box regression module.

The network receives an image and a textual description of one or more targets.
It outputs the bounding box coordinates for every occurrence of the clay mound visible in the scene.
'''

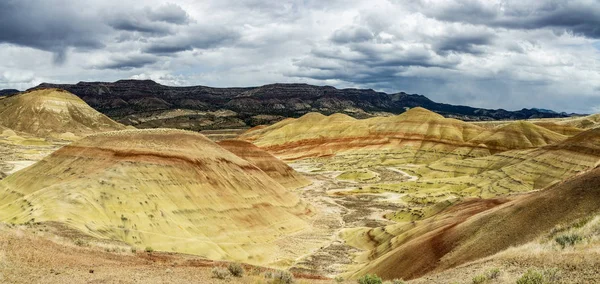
[349,166,600,280]
[0,129,311,264]
[469,121,566,151]
[217,139,311,189]
[533,121,584,136]
[241,108,488,160]
[0,88,126,138]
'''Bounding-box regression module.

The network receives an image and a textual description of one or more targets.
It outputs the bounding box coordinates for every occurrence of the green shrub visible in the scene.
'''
[555,234,582,248]
[144,246,154,253]
[516,269,544,284]
[472,274,487,284]
[228,262,244,277]
[358,274,383,284]
[542,268,562,283]
[335,276,345,283]
[211,267,230,279]
[486,268,501,279]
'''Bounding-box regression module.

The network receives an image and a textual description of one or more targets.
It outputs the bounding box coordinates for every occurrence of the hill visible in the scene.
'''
[31,80,569,131]
[217,139,311,189]
[0,88,126,139]
[0,129,312,265]
[345,165,600,280]
[240,108,566,161]
[0,89,19,97]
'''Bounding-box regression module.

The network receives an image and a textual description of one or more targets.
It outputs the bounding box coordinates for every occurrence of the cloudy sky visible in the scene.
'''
[1,0,599,113]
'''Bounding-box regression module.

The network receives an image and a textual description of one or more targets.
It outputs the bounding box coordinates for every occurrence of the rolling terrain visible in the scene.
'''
[32,80,571,131]
[0,88,127,178]
[0,129,316,266]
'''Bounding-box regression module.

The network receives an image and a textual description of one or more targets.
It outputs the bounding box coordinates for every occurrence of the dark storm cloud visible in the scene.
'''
[107,3,190,35]
[144,26,241,54]
[0,0,107,64]
[414,0,600,39]
[434,33,495,55]
[94,55,158,70]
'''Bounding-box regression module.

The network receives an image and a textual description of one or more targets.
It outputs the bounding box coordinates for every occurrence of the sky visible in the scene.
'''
[1,0,600,113]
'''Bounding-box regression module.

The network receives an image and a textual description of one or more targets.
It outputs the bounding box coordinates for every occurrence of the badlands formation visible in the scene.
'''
[1,89,600,283]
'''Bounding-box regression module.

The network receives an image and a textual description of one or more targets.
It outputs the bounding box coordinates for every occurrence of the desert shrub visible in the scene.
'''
[144,246,154,253]
[228,262,244,277]
[358,274,383,284]
[542,268,562,283]
[267,270,294,284]
[486,268,501,279]
[335,276,345,283]
[555,233,582,248]
[472,274,487,284]
[516,269,544,284]
[130,247,137,253]
[74,239,87,246]
[212,267,230,279]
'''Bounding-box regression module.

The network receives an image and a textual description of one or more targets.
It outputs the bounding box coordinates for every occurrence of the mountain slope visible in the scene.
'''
[0,129,312,264]
[217,139,311,189]
[346,165,600,280]
[31,80,570,131]
[0,88,126,138]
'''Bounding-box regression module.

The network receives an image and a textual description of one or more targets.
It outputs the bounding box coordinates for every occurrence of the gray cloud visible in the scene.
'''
[330,26,374,43]
[0,0,107,64]
[93,55,158,70]
[0,0,599,113]
[413,0,600,39]
[144,26,240,54]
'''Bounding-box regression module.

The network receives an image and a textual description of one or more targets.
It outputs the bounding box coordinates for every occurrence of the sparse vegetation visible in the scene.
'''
[516,269,544,284]
[555,233,582,248]
[74,239,87,246]
[335,276,345,283]
[472,274,487,284]
[228,262,244,277]
[211,267,230,279]
[144,246,154,253]
[486,268,500,280]
[272,270,295,284]
[358,274,383,284]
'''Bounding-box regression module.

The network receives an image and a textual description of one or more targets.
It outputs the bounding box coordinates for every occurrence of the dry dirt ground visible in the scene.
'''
[0,222,342,284]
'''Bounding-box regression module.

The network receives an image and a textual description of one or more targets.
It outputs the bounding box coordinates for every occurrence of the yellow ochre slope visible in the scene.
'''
[0,129,312,265]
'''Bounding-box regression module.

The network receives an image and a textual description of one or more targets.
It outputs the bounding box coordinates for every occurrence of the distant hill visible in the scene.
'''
[30,80,571,130]
[0,88,126,139]
[0,89,19,97]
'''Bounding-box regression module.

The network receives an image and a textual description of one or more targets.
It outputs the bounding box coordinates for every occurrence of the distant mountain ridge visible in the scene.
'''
[30,80,572,130]
[0,89,19,97]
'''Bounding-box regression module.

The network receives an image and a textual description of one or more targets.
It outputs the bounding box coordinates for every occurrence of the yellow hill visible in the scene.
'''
[217,139,311,189]
[0,88,126,139]
[345,165,600,280]
[469,121,567,151]
[0,129,312,264]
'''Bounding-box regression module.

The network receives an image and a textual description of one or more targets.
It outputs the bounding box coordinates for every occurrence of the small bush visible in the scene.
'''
[516,269,544,284]
[228,262,244,277]
[358,274,383,284]
[555,234,582,248]
[212,267,230,279]
[472,274,487,284]
[74,239,87,247]
[144,246,154,253]
[335,276,345,283]
[486,268,501,279]
[271,270,295,284]
[542,268,562,283]
[131,247,137,253]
